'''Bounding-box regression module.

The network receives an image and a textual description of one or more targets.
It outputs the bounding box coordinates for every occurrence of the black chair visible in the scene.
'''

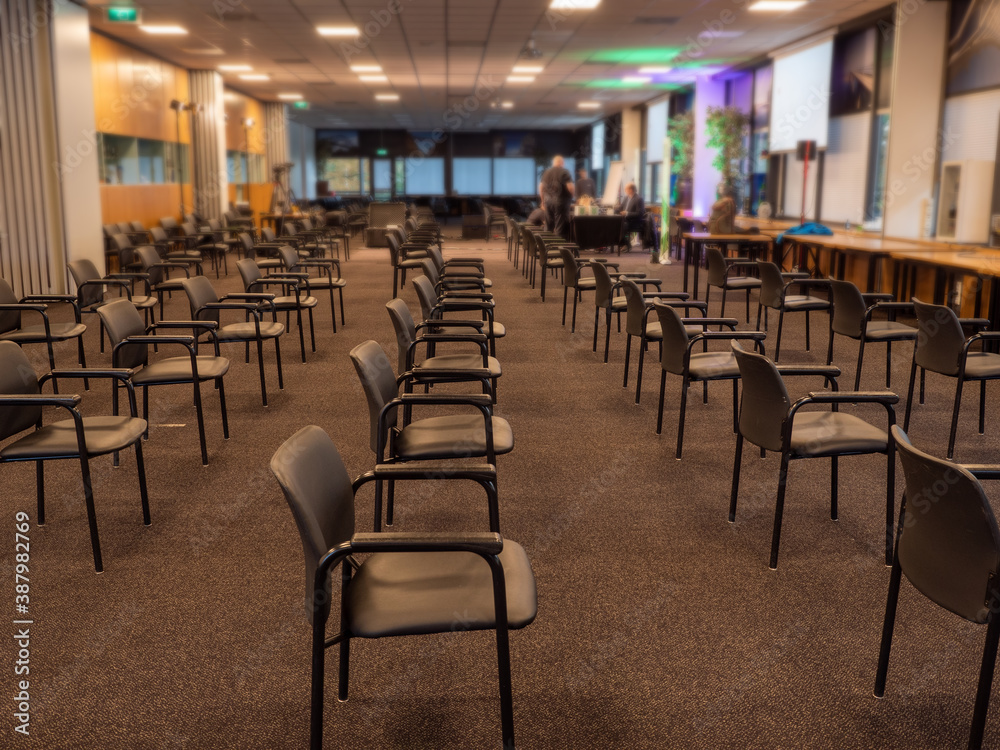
[180,276,284,407]
[904,298,1000,459]
[755,261,831,362]
[827,280,917,390]
[237,257,317,363]
[590,261,655,364]
[653,300,764,458]
[875,426,1000,750]
[133,245,202,319]
[324,210,350,259]
[0,278,88,386]
[387,232,427,297]
[67,258,156,352]
[412,274,504,357]
[97,299,230,466]
[705,247,760,324]
[196,220,231,278]
[620,276,692,403]
[0,340,148,572]
[270,425,536,750]
[729,341,898,569]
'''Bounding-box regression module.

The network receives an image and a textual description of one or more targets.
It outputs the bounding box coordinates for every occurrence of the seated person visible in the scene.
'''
[707,184,742,234]
[616,182,646,237]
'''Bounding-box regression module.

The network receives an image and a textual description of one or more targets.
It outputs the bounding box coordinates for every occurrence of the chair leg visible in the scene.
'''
[830,455,838,521]
[297,308,307,363]
[827,327,836,366]
[885,341,892,389]
[731,379,739,433]
[192,381,209,466]
[339,287,346,327]
[854,339,866,391]
[745,289,751,323]
[275,337,284,390]
[980,379,987,434]
[393,267,399,298]
[948,378,965,459]
[571,292,579,333]
[885,439,895,565]
[720,288,728,323]
[904,359,917,431]
[656,369,667,435]
[635,337,646,404]
[36,461,45,525]
[769,452,791,569]
[77,335,89,390]
[593,307,600,352]
[805,310,811,350]
[729,433,744,522]
[78,451,103,573]
[775,310,784,361]
[623,335,632,388]
[310,614,328,750]
[134,439,151,526]
[218,378,229,439]
[874,530,905,699]
[919,367,925,404]
[676,374,689,459]
[562,286,568,326]
[256,337,268,406]
[604,308,612,363]
[969,610,1000,750]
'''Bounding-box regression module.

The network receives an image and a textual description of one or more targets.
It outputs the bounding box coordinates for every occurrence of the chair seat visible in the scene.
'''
[573,278,597,290]
[399,259,425,269]
[395,415,514,461]
[273,295,319,310]
[0,322,86,343]
[444,276,493,287]
[721,277,762,290]
[1,416,147,460]
[431,321,506,338]
[641,321,663,341]
[781,295,830,312]
[863,320,918,341]
[963,351,1000,380]
[789,411,888,458]
[132,355,230,384]
[416,354,501,377]
[347,540,537,638]
[687,351,739,380]
[301,278,346,291]
[153,280,186,294]
[603,296,628,311]
[216,321,284,341]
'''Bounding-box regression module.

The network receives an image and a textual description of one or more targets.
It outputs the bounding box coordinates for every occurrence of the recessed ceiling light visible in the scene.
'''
[512,65,544,73]
[239,74,270,81]
[501,101,514,109]
[219,64,253,72]
[359,75,388,83]
[638,67,672,74]
[351,65,382,72]
[139,25,188,35]
[278,93,303,100]
[578,101,601,109]
[622,76,651,84]
[551,0,600,8]
[507,75,535,83]
[375,93,399,101]
[317,25,360,36]
[748,0,807,10]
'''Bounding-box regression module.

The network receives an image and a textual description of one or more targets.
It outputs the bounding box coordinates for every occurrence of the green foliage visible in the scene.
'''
[705,106,749,186]
[667,111,694,181]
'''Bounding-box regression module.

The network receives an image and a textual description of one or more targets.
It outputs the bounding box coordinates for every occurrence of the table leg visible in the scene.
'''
[692,241,702,300]
[683,237,690,294]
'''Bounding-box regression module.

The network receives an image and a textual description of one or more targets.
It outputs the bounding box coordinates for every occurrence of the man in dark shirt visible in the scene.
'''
[539,155,574,240]
[575,168,596,200]
[617,182,646,236]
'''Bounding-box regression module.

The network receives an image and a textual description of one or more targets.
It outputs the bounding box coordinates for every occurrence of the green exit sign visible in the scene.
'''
[292,101,310,110]
[376,148,388,156]
[106,6,140,23]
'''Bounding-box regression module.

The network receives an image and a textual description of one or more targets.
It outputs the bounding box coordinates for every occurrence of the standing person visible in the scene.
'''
[575,168,596,200]
[540,155,575,240]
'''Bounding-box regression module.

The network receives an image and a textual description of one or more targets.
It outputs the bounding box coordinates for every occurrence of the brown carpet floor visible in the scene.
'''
[2,229,999,749]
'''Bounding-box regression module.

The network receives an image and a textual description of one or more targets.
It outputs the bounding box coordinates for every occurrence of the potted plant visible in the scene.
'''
[705,105,749,201]
[667,111,694,207]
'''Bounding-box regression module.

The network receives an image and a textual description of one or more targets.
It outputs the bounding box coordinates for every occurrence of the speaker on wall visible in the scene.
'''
[796,140,817,161]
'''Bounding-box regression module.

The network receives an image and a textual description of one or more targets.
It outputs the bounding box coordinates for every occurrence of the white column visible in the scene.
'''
[620,107,642,188]
[693,75,726,217]
[881,1,949,239]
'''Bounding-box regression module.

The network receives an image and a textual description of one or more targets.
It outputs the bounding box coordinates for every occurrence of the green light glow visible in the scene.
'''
[584,48,684,64]
[575,79,678,89]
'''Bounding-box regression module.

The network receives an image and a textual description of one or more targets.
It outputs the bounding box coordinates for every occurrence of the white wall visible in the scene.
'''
[51,1,104,284]
[783,153,818,221]
[821,113,871,225]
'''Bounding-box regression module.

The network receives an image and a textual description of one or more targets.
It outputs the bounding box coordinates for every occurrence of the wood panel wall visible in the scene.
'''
[223,90,266,154]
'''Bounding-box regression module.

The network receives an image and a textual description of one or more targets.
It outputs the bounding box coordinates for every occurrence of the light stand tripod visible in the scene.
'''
[269,162,297,215]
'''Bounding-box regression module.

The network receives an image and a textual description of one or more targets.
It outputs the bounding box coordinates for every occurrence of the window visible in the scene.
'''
[137,140,165,184]
[534,158,576,193]
[592,121,605,171]
[453,158,492,195]
[646,101,668,164]
[373,159,392,198]
[394,158,406,195]
[100,135,188,186]
[493,158,535,195]
[404,157,445,195]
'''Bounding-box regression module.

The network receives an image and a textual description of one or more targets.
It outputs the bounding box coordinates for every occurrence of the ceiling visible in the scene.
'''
[84,0,893,130]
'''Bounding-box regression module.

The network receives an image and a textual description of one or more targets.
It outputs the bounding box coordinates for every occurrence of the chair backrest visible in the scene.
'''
[653,300,694,375]
[386,232,402,265]
[238,232,254,259]
[261,227,278,243]
[136,246,166,287]
[892,425,1000,623]
[731,341,791,452]
[0,278,22,334]
[181,276,221,324]
[67,259,104,309]
[706,248,728,288]
[426,245,446,271]
[130,221,145,233]
[160,216,178,232]
[97,298,148,369]
[412,275,437,322]
[620,276,649,337]
[116,222,132,234]
[149,226,169,243]
[385,298,417,375]
[111,233,132,250]
[756,261,786,310]
[237,258,262,291]
[912,297,966,376]
[559,246,580,287]
[420,259,440,286]
[349,340,400,455]
[0,341,42,441]
[299,218,313,231]
[278,245,300,272]
[589,261,616,308]
[180,222,197,237]
[830,279,868,338]
[271,425,355,624]
[103,224,118,237]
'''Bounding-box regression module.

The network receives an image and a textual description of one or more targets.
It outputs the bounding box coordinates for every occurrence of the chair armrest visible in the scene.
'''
[107,272,151,281]
[417,332,488,344]
[222,293,276,302]
[804,390,899,405]
[960,318,992,329]
[399,393,493,407]
[964,465,1000,481]
[201,302,263,314]
[416,320,485,332]
[42,368,134,383]
[0,394,81,408]
[862,293,895,303]
[668,301,708,312]
[122,334,195,347]
[780,271,810,280]
[440,291,493,300]
[776,364,841,380]
[407,367,492,381]
[349,531,503,556]
[370,462,496,482]
[965,331,1000,352]
[21,294,77,304]
[693,331,765,342]
[618,272,647,278]
[633,279,663,288]
[872,302,914,312]
[151,320,218,331]
[0,303,46,312]
[684,317,739,329]
[725,259,758,267]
